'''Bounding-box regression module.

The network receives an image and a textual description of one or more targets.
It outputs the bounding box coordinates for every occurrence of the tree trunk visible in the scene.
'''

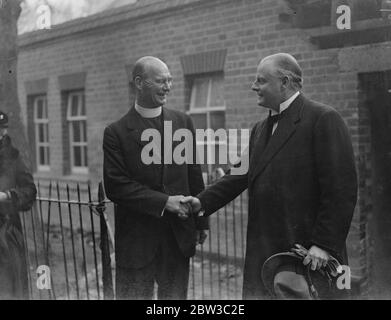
[1,2,49,299]
[0,0,32,166]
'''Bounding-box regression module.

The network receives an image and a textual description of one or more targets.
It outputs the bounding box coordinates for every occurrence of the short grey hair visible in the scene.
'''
[275,67,303,89]
[261,53,303,90]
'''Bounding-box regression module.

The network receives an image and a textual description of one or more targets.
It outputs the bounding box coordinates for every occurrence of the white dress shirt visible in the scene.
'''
[270,91,300,135]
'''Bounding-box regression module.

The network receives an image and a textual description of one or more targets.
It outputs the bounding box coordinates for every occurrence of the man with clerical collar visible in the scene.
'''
[183,53,357,299]
[103,56,207,300]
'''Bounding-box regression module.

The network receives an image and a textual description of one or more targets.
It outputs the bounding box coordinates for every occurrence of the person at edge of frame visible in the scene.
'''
[0,110,37,300]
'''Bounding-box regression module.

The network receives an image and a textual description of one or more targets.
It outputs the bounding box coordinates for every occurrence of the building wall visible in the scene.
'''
[16,0,391,285]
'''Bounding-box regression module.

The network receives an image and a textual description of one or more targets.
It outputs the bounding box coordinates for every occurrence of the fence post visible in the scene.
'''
[98,182,114,300]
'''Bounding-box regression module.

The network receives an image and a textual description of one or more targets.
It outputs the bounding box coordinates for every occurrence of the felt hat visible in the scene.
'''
[262,252,334,300]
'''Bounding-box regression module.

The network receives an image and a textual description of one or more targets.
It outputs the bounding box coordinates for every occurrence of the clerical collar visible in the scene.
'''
[135,103,162,118]
[270,91,300,116]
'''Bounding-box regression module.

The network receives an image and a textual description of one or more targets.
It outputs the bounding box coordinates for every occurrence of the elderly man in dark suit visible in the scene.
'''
[103,56,207,300]
[183,53,358,299]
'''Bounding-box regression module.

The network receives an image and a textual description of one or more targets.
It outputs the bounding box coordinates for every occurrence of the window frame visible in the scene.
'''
[33,95,50,172]
[187,74,227,178]
[66,90,88,175]
[188,74,226,142]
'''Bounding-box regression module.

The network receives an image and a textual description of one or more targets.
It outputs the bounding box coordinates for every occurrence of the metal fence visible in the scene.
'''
[20,181,247,300]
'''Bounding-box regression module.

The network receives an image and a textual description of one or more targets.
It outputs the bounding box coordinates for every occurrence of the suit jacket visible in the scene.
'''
[103,107,205,269]
[198,94,358,299]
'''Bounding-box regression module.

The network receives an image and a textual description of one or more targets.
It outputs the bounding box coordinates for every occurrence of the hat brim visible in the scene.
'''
[262,252,303,297]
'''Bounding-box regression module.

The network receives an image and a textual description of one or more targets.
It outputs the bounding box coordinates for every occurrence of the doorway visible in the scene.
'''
[361,70,391,299]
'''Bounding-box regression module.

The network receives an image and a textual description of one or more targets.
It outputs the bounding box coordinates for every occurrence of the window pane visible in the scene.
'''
[45,147,50,165]
[83,146,88,167]
[210,76,225,107]
[45,124,49,143]
[191,78,209,108]
[210,110,225,130]
[82,121,87,142]
[71,95,79,116]
[39,147,45,165]
[74,146,82,167]
[72,122,81,142]
[38,124,45,142]
[42,124,47,143]
[191,114,207,130]
[36,99,43,119]
[81,95,86,116]
[42,98,48,119]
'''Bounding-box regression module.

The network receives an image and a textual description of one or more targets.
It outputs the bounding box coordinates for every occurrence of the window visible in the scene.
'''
[66,91,88,174]
[188,73,226,181]
[33,95,50,171]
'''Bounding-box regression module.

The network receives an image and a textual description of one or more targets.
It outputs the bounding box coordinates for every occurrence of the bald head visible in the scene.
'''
[252,53,303,111]
[132,56,172,108]
[260,53,303,89]
[132,56,169,82]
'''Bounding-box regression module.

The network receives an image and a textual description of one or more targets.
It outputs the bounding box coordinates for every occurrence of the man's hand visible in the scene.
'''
[165,195,191,220]
[181,196,202,214]
[196,230,208,245]
[303,245,330,271]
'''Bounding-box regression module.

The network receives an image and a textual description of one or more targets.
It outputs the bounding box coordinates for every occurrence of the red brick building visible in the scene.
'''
[17,0,391,298]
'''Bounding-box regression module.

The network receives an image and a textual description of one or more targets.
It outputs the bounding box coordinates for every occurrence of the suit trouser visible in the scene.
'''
[115,223,190,300]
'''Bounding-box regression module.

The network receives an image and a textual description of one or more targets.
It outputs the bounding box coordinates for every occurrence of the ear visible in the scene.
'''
[280,75,290,89]
[134,76,143,90]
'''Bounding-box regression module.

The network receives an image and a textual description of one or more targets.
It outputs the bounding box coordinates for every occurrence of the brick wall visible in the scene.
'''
[16,0,391,285]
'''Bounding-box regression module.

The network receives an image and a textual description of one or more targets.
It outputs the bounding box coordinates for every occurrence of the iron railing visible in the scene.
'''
[21,180,247,300]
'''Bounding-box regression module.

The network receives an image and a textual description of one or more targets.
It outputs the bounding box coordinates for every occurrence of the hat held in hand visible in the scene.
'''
[261,245,342,300]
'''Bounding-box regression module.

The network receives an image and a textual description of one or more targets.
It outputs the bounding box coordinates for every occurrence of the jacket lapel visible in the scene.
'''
[160,108,182,168]
[248,119,268,177]
[249,94,304,186]
[126,106,162,149]
[125,107,177,165]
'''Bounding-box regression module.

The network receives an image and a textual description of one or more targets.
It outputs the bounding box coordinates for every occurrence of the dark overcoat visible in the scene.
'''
[103,107,205,269]
[0,135,37,299]
[198,94,358,299]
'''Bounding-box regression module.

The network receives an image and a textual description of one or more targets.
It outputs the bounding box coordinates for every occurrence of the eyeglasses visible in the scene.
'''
[155,78,173,87]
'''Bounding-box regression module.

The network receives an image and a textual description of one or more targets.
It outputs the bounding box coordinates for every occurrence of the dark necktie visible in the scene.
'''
[265,111,284,146]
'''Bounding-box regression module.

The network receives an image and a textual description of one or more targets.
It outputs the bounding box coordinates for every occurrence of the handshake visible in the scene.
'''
[164,195,202,220]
